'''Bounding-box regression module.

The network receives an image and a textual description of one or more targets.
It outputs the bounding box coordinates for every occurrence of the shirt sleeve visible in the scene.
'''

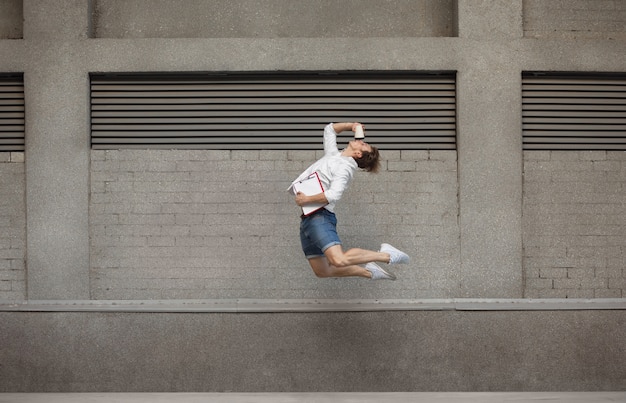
[323,123,339,156]
[323,163,353,205]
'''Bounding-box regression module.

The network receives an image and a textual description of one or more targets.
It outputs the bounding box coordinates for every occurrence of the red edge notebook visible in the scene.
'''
[292,172,327,216]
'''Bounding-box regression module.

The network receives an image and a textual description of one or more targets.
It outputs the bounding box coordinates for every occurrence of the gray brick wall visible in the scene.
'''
[90,149,460,300]
[523,151,626,298]
[523,0,626,40]
[0,152,26,300]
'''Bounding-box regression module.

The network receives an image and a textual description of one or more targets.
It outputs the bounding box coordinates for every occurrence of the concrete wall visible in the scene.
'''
[0,0,625,392]
[1,309,624,392]
[524,151,626,298]
[92,0,455,38]
[523,0,626,40]
[0,153,25,300]
[0,0,620,301]
[90,149,459,299]
[0,0,22,39]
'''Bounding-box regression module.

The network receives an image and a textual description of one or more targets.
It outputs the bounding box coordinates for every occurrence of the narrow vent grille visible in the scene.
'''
[0,74,24,152]
[523,72,626,150]
[91,71,456,150]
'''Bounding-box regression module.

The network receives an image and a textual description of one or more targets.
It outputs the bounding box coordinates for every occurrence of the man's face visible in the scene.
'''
[350,139,372,157]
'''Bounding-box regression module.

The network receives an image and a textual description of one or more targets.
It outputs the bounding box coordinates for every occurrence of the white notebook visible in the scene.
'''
[292,172,327,216]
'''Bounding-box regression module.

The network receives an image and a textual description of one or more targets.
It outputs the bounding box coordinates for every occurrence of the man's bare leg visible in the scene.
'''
[324,245,390,267]
[308,256,371,278]
[306,245,395,278]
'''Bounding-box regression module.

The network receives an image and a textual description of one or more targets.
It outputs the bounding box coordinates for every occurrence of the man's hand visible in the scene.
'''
[295,191,328,207]
[295,192,308,207]
[351,122,364,132]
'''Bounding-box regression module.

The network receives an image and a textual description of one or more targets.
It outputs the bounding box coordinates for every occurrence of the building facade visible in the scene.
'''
[0,0,625,392]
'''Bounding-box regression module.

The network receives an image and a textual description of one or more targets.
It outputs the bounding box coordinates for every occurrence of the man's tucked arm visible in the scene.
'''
[295,191,328,207]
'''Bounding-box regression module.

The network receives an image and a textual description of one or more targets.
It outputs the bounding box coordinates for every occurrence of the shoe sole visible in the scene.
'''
[381,268,397,280]
[366,263,397,280]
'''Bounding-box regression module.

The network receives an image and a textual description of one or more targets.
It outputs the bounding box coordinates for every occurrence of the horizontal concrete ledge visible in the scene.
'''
[1,392,625,403]
[1,298,625,313]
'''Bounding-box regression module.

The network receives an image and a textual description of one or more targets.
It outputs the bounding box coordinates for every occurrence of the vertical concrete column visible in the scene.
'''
[23,0,90,299]
[455,0,524,297]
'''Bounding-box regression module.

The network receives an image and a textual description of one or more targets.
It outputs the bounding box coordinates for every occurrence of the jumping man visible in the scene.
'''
[288,122,410,280]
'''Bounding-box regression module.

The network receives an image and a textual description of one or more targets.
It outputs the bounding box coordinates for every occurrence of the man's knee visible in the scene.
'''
[308,258,333,278]
[309,263,333,278]
[326,254,348,268]
[320,245,348,268]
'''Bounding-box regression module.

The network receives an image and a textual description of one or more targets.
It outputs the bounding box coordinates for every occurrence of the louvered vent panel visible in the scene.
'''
[0,74,24,152]
[523,73,626,150]
[91,72,456,150]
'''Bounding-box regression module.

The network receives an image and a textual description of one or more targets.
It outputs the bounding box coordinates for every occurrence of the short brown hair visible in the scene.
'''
[355,146,381,173]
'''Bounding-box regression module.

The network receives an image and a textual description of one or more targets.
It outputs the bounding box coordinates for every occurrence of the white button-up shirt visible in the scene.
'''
[289,123,358,213]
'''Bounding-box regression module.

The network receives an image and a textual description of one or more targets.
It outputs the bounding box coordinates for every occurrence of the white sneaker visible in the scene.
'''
[381,243,410,264]
[365,262,396,281]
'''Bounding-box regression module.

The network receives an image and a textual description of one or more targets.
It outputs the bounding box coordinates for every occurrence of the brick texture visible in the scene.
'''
[0,153,26,300]
[523,151,626,298]
[90,149,460,300]
[523,0,626,40]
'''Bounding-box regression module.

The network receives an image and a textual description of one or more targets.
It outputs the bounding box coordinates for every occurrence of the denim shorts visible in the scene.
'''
[299,208,342,259]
